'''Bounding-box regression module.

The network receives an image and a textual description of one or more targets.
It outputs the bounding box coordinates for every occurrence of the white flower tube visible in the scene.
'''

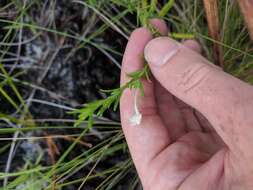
[129,89,142,126]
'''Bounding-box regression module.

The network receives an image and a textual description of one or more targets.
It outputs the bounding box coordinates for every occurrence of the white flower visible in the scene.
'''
[129,90,142,126]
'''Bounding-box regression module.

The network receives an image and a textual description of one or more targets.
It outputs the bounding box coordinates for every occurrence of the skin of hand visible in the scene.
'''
[120,19,253,190]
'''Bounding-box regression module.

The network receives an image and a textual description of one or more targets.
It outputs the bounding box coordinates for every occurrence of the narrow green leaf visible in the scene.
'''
[149,0,158,15]
[88,116,94,130]
[158,0,175,17]
[170,32,195,39]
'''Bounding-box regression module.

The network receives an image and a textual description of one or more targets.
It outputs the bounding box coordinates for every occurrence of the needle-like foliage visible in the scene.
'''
[72,0,180,129]
[72,64,150,129]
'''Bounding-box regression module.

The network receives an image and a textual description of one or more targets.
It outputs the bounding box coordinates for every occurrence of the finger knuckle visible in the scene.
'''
[179,63,213,93]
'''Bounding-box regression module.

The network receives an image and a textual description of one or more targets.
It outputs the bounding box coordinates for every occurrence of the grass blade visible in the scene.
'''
[158,0,175,17]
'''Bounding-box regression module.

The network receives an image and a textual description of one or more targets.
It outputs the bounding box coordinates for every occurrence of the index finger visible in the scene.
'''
[120,24,170,182]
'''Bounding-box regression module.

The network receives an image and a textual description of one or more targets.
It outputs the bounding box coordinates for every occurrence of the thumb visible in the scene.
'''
[144,37,253,151]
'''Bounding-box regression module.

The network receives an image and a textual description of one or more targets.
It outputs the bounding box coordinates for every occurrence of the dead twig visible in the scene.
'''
[45,132,60,190]
[203,0,224,68]
[237,0,253,40]
[62,136,92,148]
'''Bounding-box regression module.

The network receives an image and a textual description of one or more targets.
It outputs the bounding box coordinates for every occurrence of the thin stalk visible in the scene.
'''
[158,0,175,17]
[238,0,253,40]
[203,0,224,67]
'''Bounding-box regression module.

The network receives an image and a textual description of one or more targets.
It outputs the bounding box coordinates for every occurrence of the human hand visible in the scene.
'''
[120,19,253,190]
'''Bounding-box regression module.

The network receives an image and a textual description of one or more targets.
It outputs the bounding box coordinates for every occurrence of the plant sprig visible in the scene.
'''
[72,0,195,129]
[71,65,150,128]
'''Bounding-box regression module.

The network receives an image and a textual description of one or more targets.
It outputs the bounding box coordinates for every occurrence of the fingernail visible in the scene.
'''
[144,37,179,66]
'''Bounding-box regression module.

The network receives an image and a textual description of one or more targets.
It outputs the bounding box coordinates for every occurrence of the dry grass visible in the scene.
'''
[203,0,224,67]
[238,0,253,39]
